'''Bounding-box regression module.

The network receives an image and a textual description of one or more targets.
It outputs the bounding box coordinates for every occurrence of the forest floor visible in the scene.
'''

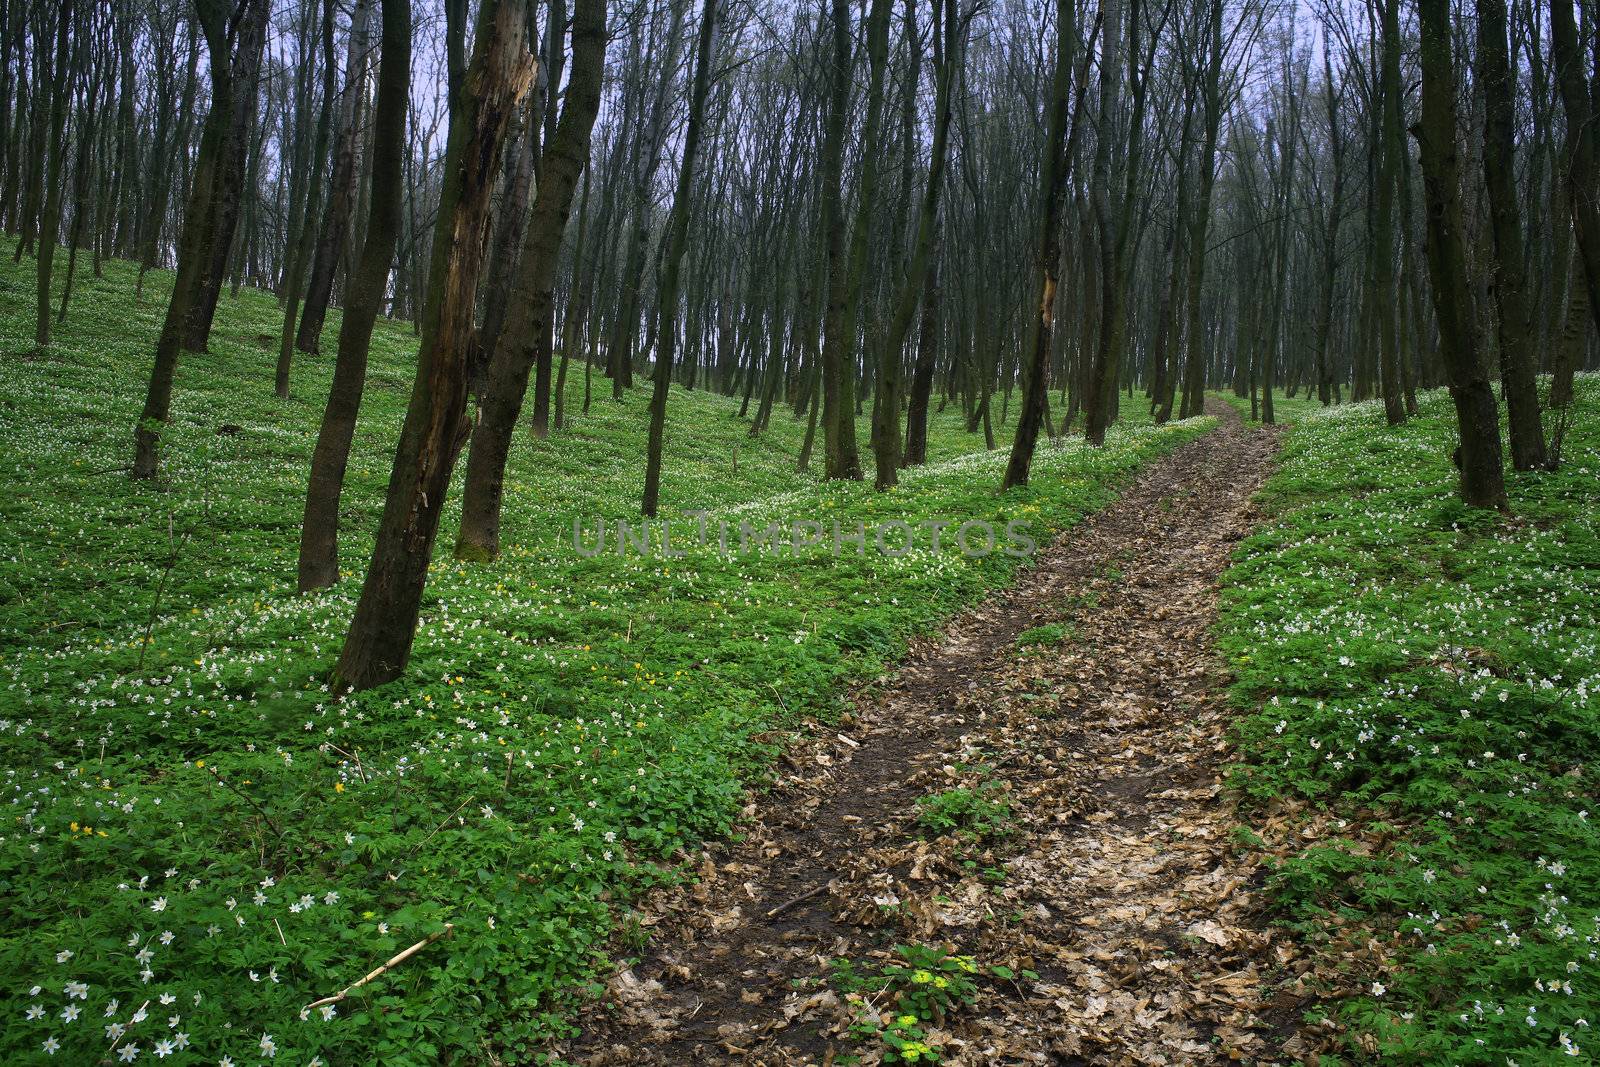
[553,404,1303,1066]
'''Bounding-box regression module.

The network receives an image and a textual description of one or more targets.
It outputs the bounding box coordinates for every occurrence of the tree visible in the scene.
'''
[1476,0,1546,469]
[604,0,690,400]
[871,0,964,490]
[293,0,373,357]
[179,0,269,352]
[1373,0,1405,427]
[641,0,719,516]
[1549,0,1600,342]
[1415,0,1507,509]
[1177,0,1229,421]
[30,0,72,350]
[816,0,876,481]
[1002,0,1077,488]
[1084,0,1164,445]
[333,0,536,690]
[297,0,412,592]
[132,0,269,480]
[454,0,609,558]
[276,0,339,398]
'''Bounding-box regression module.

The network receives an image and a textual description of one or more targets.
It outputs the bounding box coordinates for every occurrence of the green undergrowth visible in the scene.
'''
[1219,382,1600,1063]
[1215,385,1327,425]
[0,242,1211,1064]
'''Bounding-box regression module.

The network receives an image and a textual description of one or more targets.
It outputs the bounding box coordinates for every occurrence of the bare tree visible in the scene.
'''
[1415,0,1507,509]
[297,0,412,592]
[334,0,536,690]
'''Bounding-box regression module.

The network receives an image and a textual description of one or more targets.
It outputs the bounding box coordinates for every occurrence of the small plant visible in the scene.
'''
[915,780,1012,840]
[880,944,981,1021]
[881,1013,941,1063]
[1015,621,1072,650]
[834,944,992,1063]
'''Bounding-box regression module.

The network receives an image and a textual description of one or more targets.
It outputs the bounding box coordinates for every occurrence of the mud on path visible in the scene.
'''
[554,405,1308,1066]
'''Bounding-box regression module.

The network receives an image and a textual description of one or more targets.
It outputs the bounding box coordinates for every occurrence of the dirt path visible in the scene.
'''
[554,406,1302,1066]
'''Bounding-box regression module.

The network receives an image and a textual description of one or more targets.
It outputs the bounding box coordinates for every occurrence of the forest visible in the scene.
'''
[0,0,1596,1061]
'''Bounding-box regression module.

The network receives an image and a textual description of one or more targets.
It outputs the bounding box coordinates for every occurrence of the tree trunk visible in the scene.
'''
[1003,0,1076,488]
[132,0,263,479]
[31,0,72,350]
[1179,0,1225,422]
[454,0,606,558]
[181,0,268,353]
[641,0,719,515]
[1415,0,1508,509]
[873,0,961,490]
[1374,0,1406,426]
[555,164,596,432]
[295,0,373,356]
[1549,0,1600,339]
[817,0,872,481]
[277,0,339,397]
[297,0,412,592]
[333,0,535,690]
[1476,0,1546,469]
[901,252,940,467]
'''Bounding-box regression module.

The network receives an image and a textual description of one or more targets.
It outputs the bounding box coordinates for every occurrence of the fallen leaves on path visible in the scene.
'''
[554,408,1327,1065]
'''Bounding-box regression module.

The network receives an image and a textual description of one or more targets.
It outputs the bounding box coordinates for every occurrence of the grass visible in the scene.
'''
[1218,383,1600,1063]
[1215,385,1327,425]
[0,242,1212,1064]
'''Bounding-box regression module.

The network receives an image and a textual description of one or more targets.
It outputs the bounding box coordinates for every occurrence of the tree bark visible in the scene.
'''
[1374,0,1406,426]
[454,0,606,558]
[1549,0,1600,339]
[873,0,961,490]
[1476,0,1546,469]
[297,0,412,592]
[295,0,373,356]
[277,0,340,397]
[132,0,265,479]
[181,0,268,353]
[333,0,535,690]
[1415,0,1508,509]
[641,0,719,515]
[31,0,72,350]
[1003,0,1077,488]
[814,0,858,479]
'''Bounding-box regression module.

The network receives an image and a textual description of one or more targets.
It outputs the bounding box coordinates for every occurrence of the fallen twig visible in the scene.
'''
[304,923,456,1012]
[99,999,150,1064]
[765,882,829,919]
[409,795,475,856]
[204,764,284,840]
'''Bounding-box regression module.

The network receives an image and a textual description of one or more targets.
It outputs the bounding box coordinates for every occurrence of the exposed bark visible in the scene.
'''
[1374,0,1405,426]
[555,164,595,432]
[31,0,72,349]
[1003,0,1077,489]
[333,0,535,691]
[132,0,267,480]
[813,0,857,479]
[1549,0,1600,340]
[296,0,373,356]
[641,0,719,516]
[901,251,940,467]
[1178,0,1225,421]
[454,0,607,558]
[180,0,269,353]
[277,0,340,398]
[872,0,961,490]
